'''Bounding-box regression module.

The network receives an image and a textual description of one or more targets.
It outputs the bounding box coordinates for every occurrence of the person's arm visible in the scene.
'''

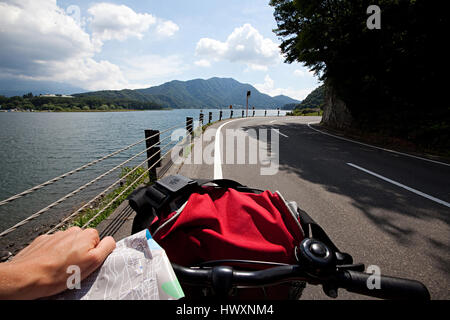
[0,227,115,300]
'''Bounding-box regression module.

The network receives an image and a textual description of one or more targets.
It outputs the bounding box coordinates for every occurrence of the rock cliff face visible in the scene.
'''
[321,85,354,129]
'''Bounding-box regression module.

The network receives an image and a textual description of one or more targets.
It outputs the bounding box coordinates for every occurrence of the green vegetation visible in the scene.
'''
[296,85,325,110]
[0,93,163,112]
[286,85,325,112]
[201,121,216,132]
[71,167,150,229]
[270,0,449,152]
[287,108,323,116]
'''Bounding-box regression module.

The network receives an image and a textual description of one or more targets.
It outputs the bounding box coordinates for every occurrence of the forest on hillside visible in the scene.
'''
[0,94,163,112]
[270,0,448,152]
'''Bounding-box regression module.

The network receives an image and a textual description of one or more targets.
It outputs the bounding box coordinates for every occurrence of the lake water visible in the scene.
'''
[0,109,286,234]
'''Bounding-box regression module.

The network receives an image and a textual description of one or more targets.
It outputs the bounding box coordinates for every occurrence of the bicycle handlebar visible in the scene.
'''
[336,270,430,300]
[172,264,430,300]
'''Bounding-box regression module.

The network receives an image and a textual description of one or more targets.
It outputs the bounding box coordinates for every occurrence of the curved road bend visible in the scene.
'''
[176,116,450,299]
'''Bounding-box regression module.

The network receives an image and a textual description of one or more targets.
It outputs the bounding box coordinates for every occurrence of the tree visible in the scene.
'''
[270,0,449,149]
[0,95,7,108]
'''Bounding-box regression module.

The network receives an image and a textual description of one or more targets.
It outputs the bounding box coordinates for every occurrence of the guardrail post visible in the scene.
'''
[145,129,160,179]
[278,109,280,117]
[199,112,204,126]
[230,110,233,119]
[242,110,245,118]
[209,112,212,124]
[252,109,255,117]
[219,111,223,121]
[265,110,267,117]
[186,117,193,139]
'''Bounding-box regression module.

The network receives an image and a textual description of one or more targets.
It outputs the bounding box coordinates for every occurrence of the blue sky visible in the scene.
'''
[0,0,321,99]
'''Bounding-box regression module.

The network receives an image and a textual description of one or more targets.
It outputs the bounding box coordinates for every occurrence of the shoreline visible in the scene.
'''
[0,109,172,113]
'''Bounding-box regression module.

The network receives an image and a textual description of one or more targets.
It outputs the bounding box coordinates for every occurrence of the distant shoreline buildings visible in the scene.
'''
[39,94,74,98]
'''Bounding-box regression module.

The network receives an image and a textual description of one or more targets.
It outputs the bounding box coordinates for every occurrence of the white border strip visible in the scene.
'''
[347,163,450,208]
[308,122,450,167]
[214,118,249,179]
[274,129,289,138]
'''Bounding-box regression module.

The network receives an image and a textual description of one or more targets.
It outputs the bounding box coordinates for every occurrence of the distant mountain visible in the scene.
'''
[74,77,301,109]
[0,79,84,97]
[272,95,301,106]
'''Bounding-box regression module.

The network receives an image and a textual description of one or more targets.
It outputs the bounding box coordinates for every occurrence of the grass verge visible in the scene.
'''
[287,108,323,116]
[70,167,151,229]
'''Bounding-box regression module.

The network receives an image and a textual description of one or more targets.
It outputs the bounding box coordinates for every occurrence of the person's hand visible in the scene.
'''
[0,227,116,300]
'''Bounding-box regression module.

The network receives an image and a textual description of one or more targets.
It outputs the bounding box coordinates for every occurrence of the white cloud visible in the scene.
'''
[196,24,281,70]
[0,1,182,91]
[194,59,212,67]
[247,64,268,72]
[88,3,178,44]
[254,75,314,100]
[156,20,179,37]
[294,68,315,77]
[0,0,128,90]
[45,58,128,91]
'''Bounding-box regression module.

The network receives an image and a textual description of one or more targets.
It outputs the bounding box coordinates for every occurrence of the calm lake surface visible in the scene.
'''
[0,109,286,232]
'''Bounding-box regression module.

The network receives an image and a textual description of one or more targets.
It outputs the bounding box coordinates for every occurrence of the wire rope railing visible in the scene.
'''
[0,121,185,207]
[45,148,167,234]
[80,147,175,229]
[0,136,174,238]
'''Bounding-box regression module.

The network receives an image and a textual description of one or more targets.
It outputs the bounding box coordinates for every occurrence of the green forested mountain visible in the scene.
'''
[74,77,300,109]
[285,85,325,110]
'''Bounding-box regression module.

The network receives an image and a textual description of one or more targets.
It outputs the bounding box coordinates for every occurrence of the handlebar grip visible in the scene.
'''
[337,270,430,300]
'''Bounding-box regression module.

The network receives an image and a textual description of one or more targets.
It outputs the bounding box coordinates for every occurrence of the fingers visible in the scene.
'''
[73,228,100,253]
[88,236,116,268]
[81,236,115,278]
[82,228,100,246]
[66,226,82,234]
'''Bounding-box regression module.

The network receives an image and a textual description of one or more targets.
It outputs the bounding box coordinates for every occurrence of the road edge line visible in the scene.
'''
[214,118,249,179]
[347,163,450,208]
[307,122,450,167]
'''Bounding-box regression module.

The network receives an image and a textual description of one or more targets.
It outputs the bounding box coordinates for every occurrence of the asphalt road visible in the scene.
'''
[176,116,450,300]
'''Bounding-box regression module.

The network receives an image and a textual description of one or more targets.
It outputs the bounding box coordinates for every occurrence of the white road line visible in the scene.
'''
[214,118,247,179]
[274,129,289,138]
[347,163,450,208]
[308,122,450,167]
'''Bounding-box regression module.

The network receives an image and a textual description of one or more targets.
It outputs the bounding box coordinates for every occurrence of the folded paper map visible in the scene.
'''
[51,229,184,300]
